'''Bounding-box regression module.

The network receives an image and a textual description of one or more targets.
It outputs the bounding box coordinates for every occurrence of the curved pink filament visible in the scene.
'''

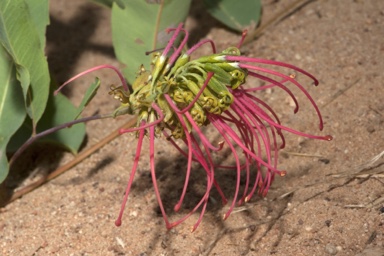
[164,129,218,230]
[246,161,263,202]
[243,76,291,92]
[186,39,217,55]
[115,122,146,227]
[55,64,128,95]
[164,94,223,152]
[238,89,331,141]
[148,125,171,228]
[119,103,165,134]
[238,63,324,130]
[166,28,189,69]
[225,56,319,85]
[234,95,280,160]
[210,116,243,220]
[188,134,228,206]
[191,139,215,231]
[162,130,200,163]
[237,29,248,49]
[162,23,184,58]
[209,115,285,175]
[227,102,276,203]
[225,110,263,200]
[185,112,224,152]
[231,99,272,167]
[237,155,251,205]
[223,110,255,199]
[245,71,299,113]
[173,112,194,212]
[238,90,285,148]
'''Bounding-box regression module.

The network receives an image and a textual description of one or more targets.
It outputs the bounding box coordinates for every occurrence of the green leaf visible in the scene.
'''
[111,0,192,84]
[7,80,86,155]
[25,0,50,47]
[36,83,86,154]
[203,0,261,32]
[90,0,124,8]
[74,78,101,119]
[0,45,26,183]
[0,152,8,184]
[0,0,50,128]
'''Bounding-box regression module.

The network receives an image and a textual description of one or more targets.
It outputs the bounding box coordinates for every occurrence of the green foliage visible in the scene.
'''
[7,80,87,155]
[0,0,86,183]
[0,45,26,183]
[203,0,261,31]
[90,0,124,8]
[26,0,50,47]
[111,0,192,84]
[74,78,101,120]
[0,0,49,126]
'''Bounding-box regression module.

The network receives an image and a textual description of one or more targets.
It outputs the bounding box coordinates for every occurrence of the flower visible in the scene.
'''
[58,23,332,232]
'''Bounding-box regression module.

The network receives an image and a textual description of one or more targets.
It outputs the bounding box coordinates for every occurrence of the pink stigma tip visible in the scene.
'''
[174,204,181,212]
[115,219,122,227]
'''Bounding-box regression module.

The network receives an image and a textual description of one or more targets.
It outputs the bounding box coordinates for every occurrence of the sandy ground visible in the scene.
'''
[1,0,384,255]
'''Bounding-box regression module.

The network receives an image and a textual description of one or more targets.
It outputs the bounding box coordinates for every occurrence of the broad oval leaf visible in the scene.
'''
[111,0,192,84]
[26,0,50,47]
[7,80,86,155]
[1,0,88,185]
[0,0,50,128]
[0,45,26,183]
[35,82,86,154]
[203,0,261,32]
[90,0,124,8]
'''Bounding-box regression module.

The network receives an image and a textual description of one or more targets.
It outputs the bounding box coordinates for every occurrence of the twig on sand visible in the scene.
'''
[8,118,137,204]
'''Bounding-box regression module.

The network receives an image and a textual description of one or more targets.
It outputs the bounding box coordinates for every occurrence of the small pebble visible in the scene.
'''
[325,243,338,255]
[305,226,312,232]
[129,210,138,217]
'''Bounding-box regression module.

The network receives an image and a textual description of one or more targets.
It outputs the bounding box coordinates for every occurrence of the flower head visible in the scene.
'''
[58,23,331,231]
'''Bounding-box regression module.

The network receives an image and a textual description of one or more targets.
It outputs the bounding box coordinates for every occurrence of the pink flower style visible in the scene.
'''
[57,23,332,231]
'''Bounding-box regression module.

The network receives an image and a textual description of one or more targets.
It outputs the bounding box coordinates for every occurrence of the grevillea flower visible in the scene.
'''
[57,23,332,231]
